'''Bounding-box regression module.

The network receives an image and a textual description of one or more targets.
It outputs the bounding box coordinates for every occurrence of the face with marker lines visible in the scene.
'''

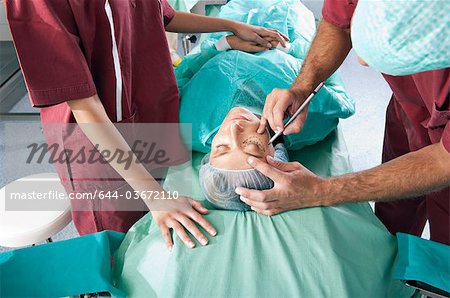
[210,107,275,170]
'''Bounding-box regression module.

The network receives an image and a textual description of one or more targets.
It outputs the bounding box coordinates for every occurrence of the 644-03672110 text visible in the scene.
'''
[7,190,179,201]
[96,190,179,200]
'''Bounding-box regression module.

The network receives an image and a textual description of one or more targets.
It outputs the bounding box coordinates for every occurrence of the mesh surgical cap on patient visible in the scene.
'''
[199,143,289,211]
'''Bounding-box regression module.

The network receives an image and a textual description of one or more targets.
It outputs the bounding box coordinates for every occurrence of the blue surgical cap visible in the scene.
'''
[199,143,289,211]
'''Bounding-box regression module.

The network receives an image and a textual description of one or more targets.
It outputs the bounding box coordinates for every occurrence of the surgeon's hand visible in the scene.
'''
[230,22,289,49]
[257,88,310,135]
[150,197,217,250]
[235,156,329,215]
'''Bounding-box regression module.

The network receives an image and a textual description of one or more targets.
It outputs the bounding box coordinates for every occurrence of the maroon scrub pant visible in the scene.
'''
[375,97,450,245]
[68,168,167,235]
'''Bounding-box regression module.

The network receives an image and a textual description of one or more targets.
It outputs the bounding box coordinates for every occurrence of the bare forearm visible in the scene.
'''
[67,95,162,206]
[324,142,450,205]
[166,11,235,33]
[291,20,352,95]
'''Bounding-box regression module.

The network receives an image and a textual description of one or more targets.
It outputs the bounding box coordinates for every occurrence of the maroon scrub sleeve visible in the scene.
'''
[442,122,450,153]
[5,0,97,107]
[322,0,358,29]
[161,0,175,27]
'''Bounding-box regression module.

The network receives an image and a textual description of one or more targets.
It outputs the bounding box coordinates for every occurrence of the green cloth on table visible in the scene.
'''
[112,128,413,297]
[0,231,126,298]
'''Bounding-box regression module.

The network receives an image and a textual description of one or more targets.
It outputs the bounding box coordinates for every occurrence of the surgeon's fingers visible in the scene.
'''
[283,107,307,135]
[248,156,284,182]
[190,199,209,214]
[265,88,294,132]
[236,187,271,202]
[176,214,209,246]
[187,207,217,237]
[257,116,268,134]
[272,101,285,132]
[264,91,279,132]
[170,220,196,248]
[159,224,173,251]
[272,100,290,133]
[240,196,278,210]
[266,155,302,172]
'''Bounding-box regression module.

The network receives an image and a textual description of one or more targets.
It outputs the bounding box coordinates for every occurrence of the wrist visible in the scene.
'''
[225,20,239,33]
[290,76,321,98]
[290,84,315,99]
[317,177,338,207]
[289,87,307,100]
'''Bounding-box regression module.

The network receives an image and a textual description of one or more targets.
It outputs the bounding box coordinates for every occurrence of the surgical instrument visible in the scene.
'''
[268,82,325,144]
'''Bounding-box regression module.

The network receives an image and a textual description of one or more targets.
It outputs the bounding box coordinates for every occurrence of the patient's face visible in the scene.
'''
[210,107,275,170]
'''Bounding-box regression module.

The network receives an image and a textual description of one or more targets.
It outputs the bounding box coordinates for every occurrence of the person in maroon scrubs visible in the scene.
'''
[5,0,288,250]
[235,0,450,245]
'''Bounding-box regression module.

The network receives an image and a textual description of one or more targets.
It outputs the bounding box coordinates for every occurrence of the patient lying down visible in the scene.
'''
[199,107,288,211]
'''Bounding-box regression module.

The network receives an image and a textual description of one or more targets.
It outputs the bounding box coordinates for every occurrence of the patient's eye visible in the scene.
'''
[213,144,230,157]
[242,140,265,158]
[215,144,229,150]
[244,140,265,152]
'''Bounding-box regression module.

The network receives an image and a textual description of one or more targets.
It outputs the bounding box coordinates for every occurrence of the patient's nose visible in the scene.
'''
[231,120,245,131]
[230,121,244,143]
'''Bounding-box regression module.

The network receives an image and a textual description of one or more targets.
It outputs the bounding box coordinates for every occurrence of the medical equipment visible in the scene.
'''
[268,82,325,145]
[182,34,198,56]
[198,143,288,211]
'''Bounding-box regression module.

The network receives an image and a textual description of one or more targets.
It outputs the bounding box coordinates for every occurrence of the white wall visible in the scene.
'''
[0,0,12,41]
[302,0,324,21]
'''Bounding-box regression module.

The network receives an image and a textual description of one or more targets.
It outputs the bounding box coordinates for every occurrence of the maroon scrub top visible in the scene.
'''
[323,0,450,245]
[5,0,189,235]
[6,0,179,125]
